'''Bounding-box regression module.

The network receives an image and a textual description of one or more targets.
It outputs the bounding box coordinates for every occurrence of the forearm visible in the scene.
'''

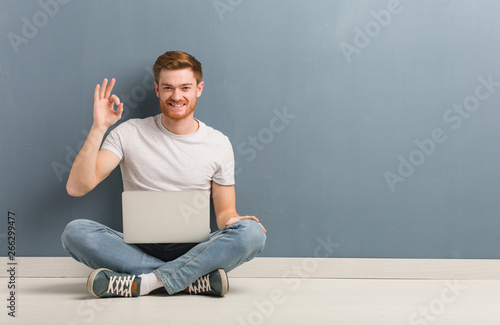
[216,210,239,230]
[66,124,107,197]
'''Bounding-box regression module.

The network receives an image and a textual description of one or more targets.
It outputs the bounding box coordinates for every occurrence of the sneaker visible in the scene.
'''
[87,268,141,298]
[187,269,229,297]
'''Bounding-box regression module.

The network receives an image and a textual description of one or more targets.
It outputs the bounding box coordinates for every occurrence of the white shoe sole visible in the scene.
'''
[87,268,111,298]
[218,269,229,297]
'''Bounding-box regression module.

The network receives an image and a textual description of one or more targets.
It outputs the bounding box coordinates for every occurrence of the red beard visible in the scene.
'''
[160,99,196,121]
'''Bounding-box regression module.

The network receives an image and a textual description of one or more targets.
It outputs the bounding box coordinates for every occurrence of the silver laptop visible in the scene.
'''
[122,190,211,244]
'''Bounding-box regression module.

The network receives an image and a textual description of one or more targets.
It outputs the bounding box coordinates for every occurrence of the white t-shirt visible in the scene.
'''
[101,114,235,192]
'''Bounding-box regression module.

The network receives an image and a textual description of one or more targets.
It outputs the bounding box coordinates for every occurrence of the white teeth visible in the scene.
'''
[170,104,185,107]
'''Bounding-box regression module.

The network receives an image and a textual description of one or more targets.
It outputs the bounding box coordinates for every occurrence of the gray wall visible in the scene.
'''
[1,0,500,258]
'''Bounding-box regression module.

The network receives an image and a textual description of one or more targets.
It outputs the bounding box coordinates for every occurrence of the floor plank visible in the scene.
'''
[2,278,500,324]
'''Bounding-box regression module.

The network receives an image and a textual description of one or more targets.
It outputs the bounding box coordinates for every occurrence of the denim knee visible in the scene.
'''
[236,219,267,258]
[61,219,97,253]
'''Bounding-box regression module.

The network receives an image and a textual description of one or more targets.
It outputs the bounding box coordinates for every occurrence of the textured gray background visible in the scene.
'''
[1,0,500,258]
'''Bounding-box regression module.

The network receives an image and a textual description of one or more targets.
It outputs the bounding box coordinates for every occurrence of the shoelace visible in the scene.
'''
[107,274,136,297]
[188,274,211,294]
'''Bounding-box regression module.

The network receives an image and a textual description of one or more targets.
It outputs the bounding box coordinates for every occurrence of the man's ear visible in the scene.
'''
[196,81,205,98]
[154,81,160,97]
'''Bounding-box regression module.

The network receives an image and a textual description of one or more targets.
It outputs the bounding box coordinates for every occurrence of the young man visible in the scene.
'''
[61,51,266,298]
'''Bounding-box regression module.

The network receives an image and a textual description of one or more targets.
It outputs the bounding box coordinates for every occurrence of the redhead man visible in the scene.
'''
[62,51,266,298]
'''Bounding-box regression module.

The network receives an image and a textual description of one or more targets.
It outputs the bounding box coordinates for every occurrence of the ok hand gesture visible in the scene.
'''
[93,78,124,128]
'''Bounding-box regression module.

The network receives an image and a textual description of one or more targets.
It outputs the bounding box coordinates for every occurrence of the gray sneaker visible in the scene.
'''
[87,268,141,298]
[187,269,229,297]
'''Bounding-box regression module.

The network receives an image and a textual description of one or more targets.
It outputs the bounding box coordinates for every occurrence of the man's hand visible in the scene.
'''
[225,216,267,233]
[66,78,122,197]
[93,78,124,128]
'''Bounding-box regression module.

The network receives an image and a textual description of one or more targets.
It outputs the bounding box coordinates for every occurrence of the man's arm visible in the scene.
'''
[66,78,123,197]
[211,181,266,232]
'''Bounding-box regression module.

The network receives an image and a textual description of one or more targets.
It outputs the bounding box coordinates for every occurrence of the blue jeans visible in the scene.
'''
[61,219,266,294]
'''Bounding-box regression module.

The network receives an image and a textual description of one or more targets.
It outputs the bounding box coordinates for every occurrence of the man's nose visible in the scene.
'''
[171,89,182,101]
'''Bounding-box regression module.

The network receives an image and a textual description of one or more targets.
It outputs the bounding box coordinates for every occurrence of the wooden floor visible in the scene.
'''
[2,277,500,325]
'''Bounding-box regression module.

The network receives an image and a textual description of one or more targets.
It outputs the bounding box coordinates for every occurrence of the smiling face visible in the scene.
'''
[154,68,204,121]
